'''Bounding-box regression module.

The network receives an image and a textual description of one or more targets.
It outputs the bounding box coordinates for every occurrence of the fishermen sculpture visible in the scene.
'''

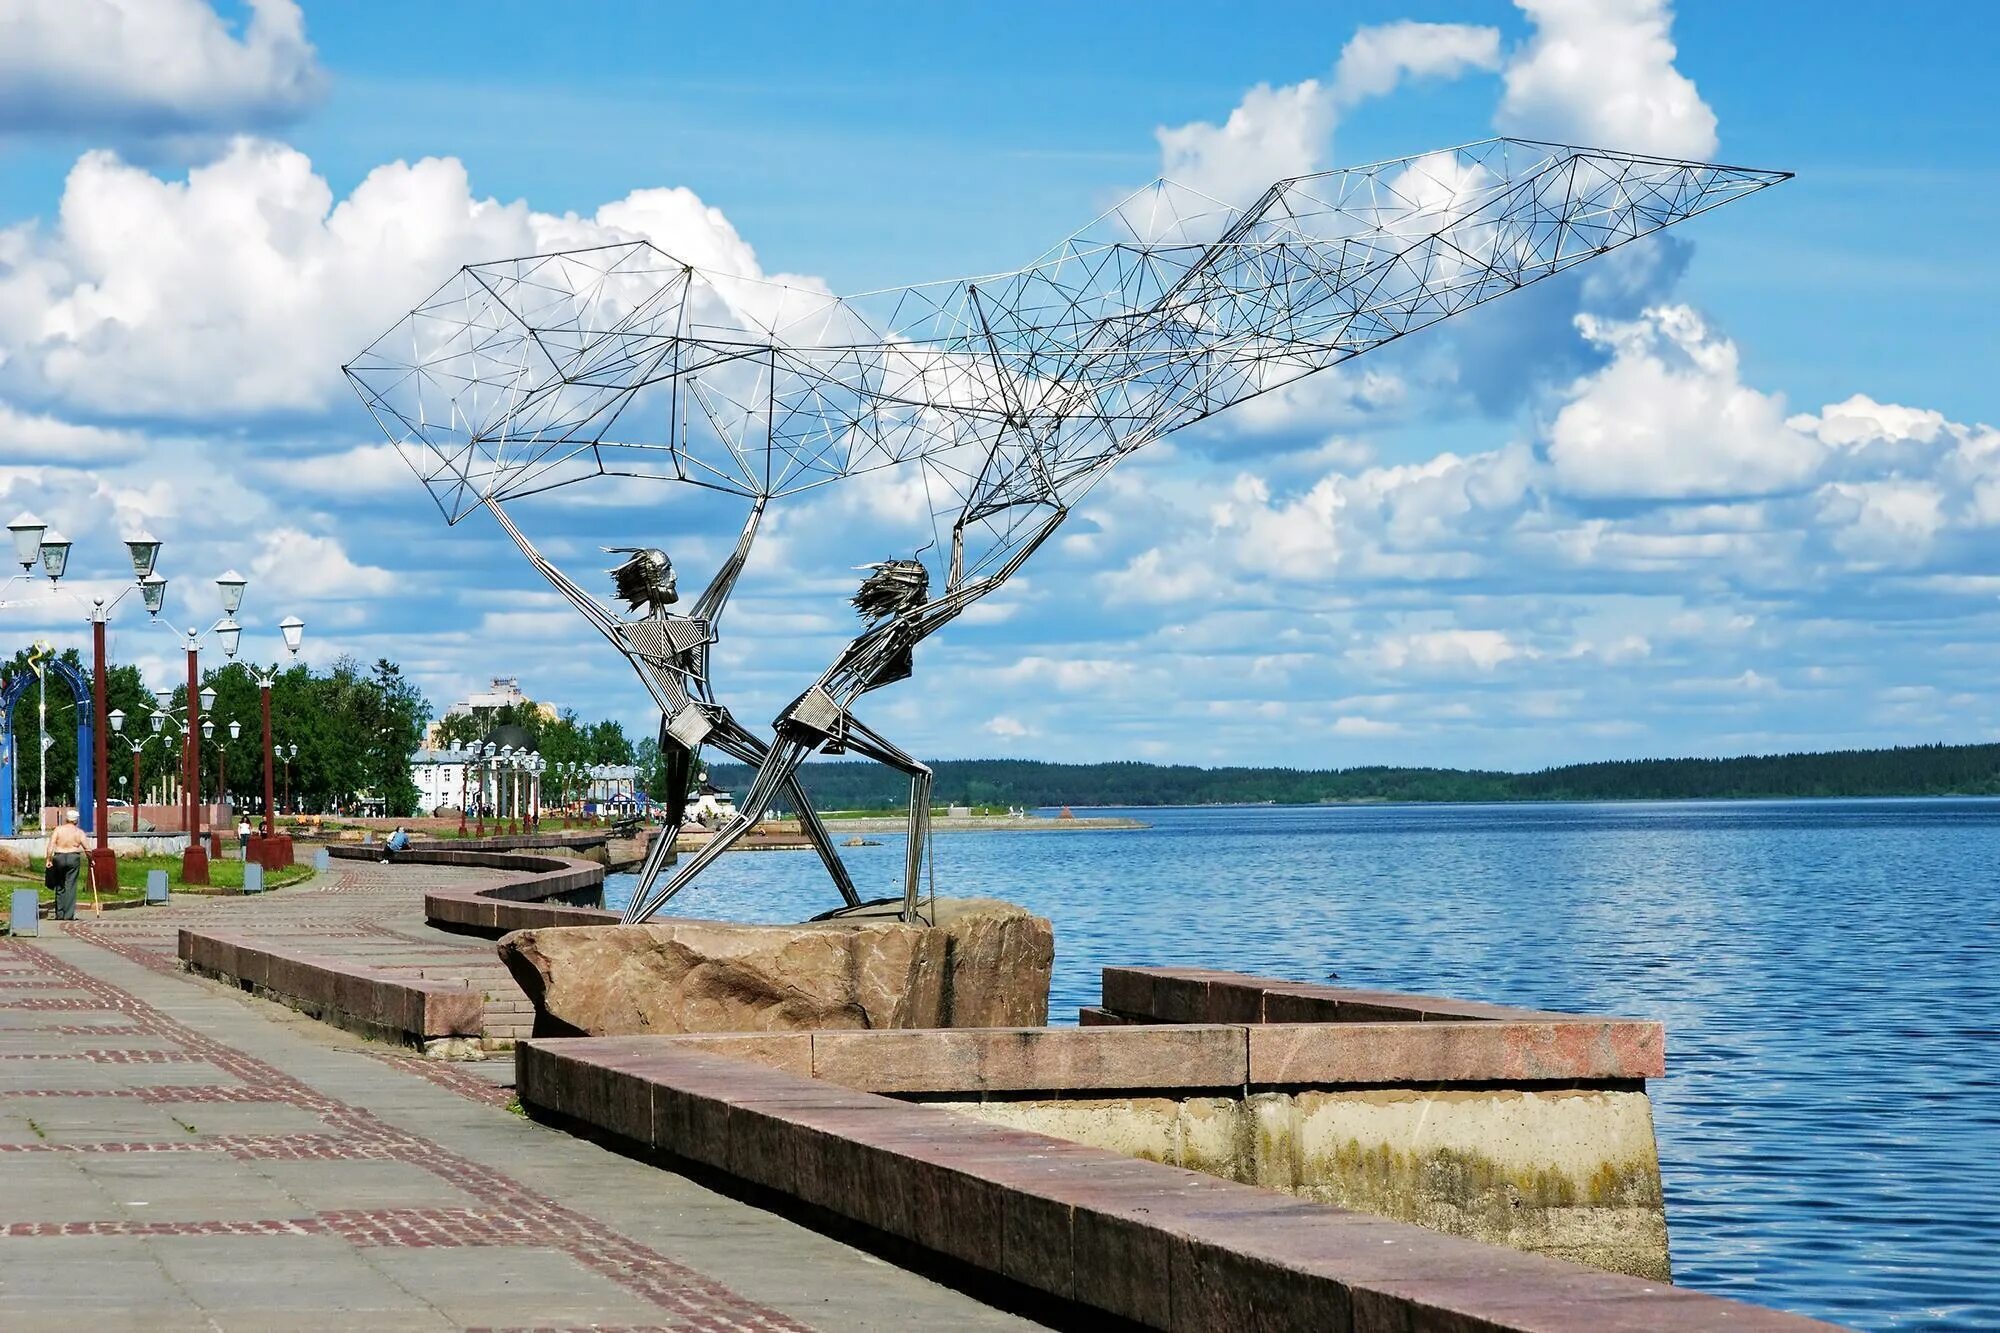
[486,497,862,910]
[630,506,1066,923]
[349,137,1791,924]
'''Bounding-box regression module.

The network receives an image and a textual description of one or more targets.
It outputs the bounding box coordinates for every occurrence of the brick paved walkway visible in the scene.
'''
[0,875,1040,1330]
[63,859,538,1047]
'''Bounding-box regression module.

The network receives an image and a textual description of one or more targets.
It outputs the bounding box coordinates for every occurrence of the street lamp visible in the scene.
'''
[39,531,70,583]
[239,615,304,867]
[109,704,172,842]
[138,568,289,881]
[126,533,162,581]
[474,741,495,838]
[8,512,45,571]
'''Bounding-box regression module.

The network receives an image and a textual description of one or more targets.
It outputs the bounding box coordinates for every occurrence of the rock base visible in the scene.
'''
[498,897,1053,1036]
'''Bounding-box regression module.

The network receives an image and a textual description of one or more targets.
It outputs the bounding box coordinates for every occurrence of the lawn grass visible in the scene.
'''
[3,853,312,908]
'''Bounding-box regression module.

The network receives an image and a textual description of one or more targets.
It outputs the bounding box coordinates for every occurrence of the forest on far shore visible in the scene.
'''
[707,743,2000,811]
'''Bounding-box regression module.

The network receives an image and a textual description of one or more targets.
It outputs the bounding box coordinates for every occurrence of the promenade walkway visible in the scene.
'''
[0,865,1039,1330]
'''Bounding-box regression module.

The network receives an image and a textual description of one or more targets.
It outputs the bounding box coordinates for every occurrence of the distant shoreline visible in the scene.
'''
[1033,791,2000,810]
[715,743,2000,812]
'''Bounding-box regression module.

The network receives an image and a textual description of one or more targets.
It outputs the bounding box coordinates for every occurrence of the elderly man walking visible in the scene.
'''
[43,811,87,922]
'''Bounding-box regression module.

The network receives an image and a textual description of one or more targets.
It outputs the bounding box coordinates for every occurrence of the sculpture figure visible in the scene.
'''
[486,495,862,910]
[349,137,1790,922]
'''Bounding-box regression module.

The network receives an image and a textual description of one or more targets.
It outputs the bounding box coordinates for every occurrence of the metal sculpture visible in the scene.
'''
[483,496,863,909]
[347,137,1787,922]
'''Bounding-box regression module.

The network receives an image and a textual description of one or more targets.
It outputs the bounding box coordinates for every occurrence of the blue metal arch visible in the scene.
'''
[0,657,95,837]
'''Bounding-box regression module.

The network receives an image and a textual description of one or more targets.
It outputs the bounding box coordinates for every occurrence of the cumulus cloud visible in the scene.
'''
[1157,21,1500,204]
[1545,305,1822,500]
[0,139,800,420]
[248,527,397,601]
[984,714,1031,740]
[1815,481,1947,566]
[0,399,148,463]
[1353,628,1524,674]
[268,442,418,497]
[0,0,325,141]
[1497,0,1718,158]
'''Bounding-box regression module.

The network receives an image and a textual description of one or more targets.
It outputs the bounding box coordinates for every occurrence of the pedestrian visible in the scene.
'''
[43,811,87,922]
[237,815,252,857]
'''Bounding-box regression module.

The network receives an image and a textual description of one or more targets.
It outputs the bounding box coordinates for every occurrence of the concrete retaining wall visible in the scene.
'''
[592,1009,1670,1280]
[516,1028,1831,1331]
[323,843,614,936]
[178,927,484,1054]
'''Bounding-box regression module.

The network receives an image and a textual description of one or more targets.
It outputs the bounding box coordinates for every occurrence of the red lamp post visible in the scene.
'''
[87,603,116,893]
[244,616,303,869]
[179,632,209,885]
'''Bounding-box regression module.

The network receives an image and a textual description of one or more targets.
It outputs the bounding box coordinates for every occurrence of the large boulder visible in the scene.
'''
[498,897,1052,1036]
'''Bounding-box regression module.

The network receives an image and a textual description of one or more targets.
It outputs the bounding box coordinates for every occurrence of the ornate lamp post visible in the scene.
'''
[232,614,303,868]
[527,753,543,832]
[495,744,515,835]
[0,522,169,892]
[140,568,248,885]
[105,708,170,840]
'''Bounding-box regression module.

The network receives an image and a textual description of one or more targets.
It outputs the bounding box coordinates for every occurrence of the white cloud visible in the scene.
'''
[248,527,397,601]
[1497,0,1718,159]
[1545,305,1822,499]
[0,399,148,462]
[1793,394,1951,449]
[1353,629,1523,673]
[0,0,324,139]
[984,714,1031,740]
[1815,480,1946,566]
[996,656,1136,693]
[0,139,796,420]
[1332,714,1400,736]
[271,442,416,496]
[1156,21,1500,205]
[1334,21,1504,105]
[1157,79,1336,210]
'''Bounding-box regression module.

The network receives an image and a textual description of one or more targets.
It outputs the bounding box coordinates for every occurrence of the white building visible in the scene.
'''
[410,748,471,813]
[685,782,737,825]
[424,677,558,747]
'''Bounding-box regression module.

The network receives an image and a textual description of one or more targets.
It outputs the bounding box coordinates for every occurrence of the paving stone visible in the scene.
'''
[0,877,1042,1333]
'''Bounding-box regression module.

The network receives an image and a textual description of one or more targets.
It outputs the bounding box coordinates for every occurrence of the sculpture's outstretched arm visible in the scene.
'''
[691,495,766,626]
[487,499,625,644]
[915,505,1068,638]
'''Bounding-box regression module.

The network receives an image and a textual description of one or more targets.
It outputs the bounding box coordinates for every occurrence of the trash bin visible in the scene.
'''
[9,888,38,937]
[145,870,169,904]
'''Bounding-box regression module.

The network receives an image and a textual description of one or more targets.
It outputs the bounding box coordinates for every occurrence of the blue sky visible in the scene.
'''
[1,0,1996,770]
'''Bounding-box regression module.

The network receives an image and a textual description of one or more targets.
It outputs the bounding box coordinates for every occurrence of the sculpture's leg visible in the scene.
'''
[838,714,932,923]
[622,735,694,918]
[709,716,861,910]
[785,774,863,909]
[622,734,816,922]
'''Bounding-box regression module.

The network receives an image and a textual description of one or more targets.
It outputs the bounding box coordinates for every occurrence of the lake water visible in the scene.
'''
[605,799,2000,1330]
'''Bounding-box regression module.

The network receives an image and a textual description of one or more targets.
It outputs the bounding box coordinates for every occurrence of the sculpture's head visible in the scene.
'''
[852,559,929,621]
[605,547,678,614]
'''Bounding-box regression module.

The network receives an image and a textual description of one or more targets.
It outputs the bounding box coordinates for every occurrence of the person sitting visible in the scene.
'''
[385,825,410,861]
